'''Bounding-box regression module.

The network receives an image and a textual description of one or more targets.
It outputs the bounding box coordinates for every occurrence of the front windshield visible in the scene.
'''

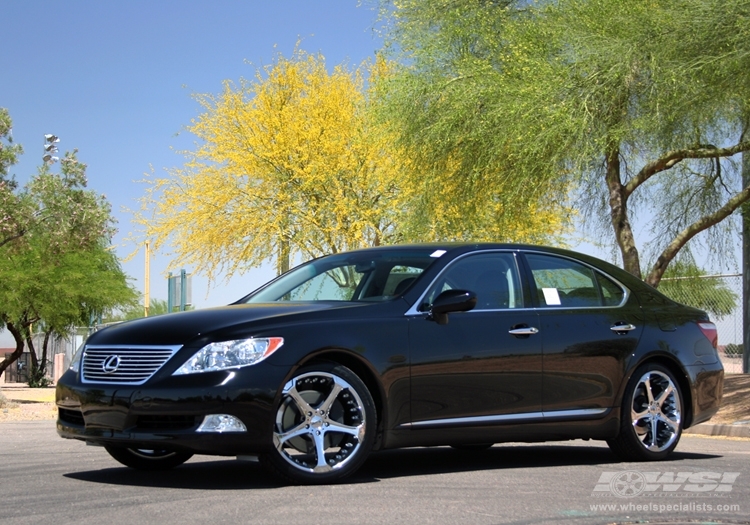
[242,248,444,303]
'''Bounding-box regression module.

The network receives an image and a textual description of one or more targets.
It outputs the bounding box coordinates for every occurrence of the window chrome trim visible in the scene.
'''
[405,248,630,317]
[405,249,523,317]
[398,407,609,429]
[522,249,631,310]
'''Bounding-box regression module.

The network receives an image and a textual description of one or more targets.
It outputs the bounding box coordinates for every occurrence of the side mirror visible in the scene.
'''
[428,289,477,325]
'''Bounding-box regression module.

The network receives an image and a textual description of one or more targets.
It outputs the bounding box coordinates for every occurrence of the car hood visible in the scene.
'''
[87,302,367,347]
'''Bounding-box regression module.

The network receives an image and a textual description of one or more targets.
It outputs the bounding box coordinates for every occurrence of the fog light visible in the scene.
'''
[196,414,247,433]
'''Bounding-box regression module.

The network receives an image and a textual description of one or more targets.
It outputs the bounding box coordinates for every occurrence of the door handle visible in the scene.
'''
[509,326,539,336]
[610,323,636,334]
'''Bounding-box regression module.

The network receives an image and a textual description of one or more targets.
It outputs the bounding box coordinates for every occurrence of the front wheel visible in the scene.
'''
[607,363,683,461]
[262,363,376,484]
[104,446,193,471]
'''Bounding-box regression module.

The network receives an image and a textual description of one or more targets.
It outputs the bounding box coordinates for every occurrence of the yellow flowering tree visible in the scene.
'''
[136,49,570,283]
[137,50,408,279]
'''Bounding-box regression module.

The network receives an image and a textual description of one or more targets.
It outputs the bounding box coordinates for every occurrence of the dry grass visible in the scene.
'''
[711,374,750,424]
[0,391,12,409]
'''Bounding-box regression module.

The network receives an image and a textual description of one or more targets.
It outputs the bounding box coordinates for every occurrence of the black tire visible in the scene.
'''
[262,363,376,485]
[104,446,193,471]
[607,363,683,461]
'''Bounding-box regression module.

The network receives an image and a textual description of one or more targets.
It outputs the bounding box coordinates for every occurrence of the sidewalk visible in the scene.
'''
[1,382,38,390]
[684,421,750,438]
[1,382,57,391]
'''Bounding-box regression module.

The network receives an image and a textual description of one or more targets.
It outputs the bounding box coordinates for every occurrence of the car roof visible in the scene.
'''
[336,242,658,294]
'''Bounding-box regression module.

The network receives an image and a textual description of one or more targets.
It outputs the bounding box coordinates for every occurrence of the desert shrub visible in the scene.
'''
[724,343,744,357]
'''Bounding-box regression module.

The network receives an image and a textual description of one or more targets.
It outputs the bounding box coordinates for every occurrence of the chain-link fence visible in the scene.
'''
[659,273,744,374]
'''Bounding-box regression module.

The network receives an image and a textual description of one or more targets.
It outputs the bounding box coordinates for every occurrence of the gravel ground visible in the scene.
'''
[0,387,57,424]
[0,386,56,422]
[1,374,748,424]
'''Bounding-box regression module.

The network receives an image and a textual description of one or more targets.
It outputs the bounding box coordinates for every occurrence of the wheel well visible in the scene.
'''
[630,356,694,428]
[300,351,385,438]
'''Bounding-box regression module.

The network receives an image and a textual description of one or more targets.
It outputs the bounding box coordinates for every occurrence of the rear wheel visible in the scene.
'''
[104,446,193,471]
[262,363,376,484]
[607,363,683,461]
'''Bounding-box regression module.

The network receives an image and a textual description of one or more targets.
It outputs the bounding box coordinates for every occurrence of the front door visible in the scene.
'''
[408,251,542,426]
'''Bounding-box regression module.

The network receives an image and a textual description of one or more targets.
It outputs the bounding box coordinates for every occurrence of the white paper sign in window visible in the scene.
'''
[542,287,562,306]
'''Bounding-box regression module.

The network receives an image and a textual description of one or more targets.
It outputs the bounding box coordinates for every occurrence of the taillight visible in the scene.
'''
[697,321,718,349]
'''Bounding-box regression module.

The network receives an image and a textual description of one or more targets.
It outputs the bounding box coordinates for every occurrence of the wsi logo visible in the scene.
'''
[592,471,740,498]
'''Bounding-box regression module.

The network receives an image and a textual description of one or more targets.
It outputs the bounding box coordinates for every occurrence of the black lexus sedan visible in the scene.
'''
[56,243,724,484]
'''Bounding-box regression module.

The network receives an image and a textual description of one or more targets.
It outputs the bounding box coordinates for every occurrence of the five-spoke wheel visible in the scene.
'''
[608,363,683,461]
[263,363,376,484]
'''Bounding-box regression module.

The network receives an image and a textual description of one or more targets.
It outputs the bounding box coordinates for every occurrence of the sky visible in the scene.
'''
[1,0,384,346]
[1,1,743,349]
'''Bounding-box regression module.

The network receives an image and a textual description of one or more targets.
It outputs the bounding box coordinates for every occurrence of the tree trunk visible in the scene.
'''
[277,237,290,276]
[605,146,642,279]
[23,330,52,387]
[26,333,38,370]
[0,318,26,378]
[40,330,51,376]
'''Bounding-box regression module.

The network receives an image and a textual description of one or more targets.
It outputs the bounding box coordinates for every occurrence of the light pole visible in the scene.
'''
[43,134,59,164]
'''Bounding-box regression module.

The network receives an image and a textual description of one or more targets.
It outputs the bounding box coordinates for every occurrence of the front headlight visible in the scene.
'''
[173,337,284,375]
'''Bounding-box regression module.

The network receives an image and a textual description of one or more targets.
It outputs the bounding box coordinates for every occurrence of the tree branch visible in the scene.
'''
[624,141,750,198]
[646,183,750,287]
[0,229,26,249]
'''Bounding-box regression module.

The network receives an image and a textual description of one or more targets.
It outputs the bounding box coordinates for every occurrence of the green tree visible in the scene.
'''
[0,122,137,382]
[0,107,23,183]
[378,0,750,286]
[1,108,28,249]
[374,1,572,242]
[21,241,139,386]
[106,298,171,322]
[658,262,737,320]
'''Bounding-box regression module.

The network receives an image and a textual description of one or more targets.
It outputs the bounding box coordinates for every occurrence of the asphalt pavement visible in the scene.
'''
[1,420,749,525]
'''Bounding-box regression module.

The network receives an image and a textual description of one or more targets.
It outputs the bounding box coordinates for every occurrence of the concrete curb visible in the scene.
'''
[684,423,750,438]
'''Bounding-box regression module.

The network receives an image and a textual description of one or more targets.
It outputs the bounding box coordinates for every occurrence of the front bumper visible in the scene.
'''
[55,365,288,456]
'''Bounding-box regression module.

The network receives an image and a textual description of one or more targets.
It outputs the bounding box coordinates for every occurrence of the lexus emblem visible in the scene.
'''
[102,355,121,374]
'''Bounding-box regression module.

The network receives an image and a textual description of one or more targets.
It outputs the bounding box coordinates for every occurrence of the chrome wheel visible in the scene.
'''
[607,363,683,461]
[265,364,375,484]
[630,370,681,452]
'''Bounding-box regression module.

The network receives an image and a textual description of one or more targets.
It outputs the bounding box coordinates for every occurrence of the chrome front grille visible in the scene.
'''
[81,345,181,385]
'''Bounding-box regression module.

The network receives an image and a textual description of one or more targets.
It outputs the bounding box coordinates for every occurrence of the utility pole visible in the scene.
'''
[743,149,749,373]
[144,241,150,317]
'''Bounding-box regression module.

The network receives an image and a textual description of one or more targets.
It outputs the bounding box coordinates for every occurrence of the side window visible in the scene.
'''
[597,272,625,306]
[425,253,523,310]
[526,254,601,308]
[383,266,424,296]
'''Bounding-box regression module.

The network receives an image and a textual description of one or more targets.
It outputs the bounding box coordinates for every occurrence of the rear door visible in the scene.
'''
[521,252,644,416]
